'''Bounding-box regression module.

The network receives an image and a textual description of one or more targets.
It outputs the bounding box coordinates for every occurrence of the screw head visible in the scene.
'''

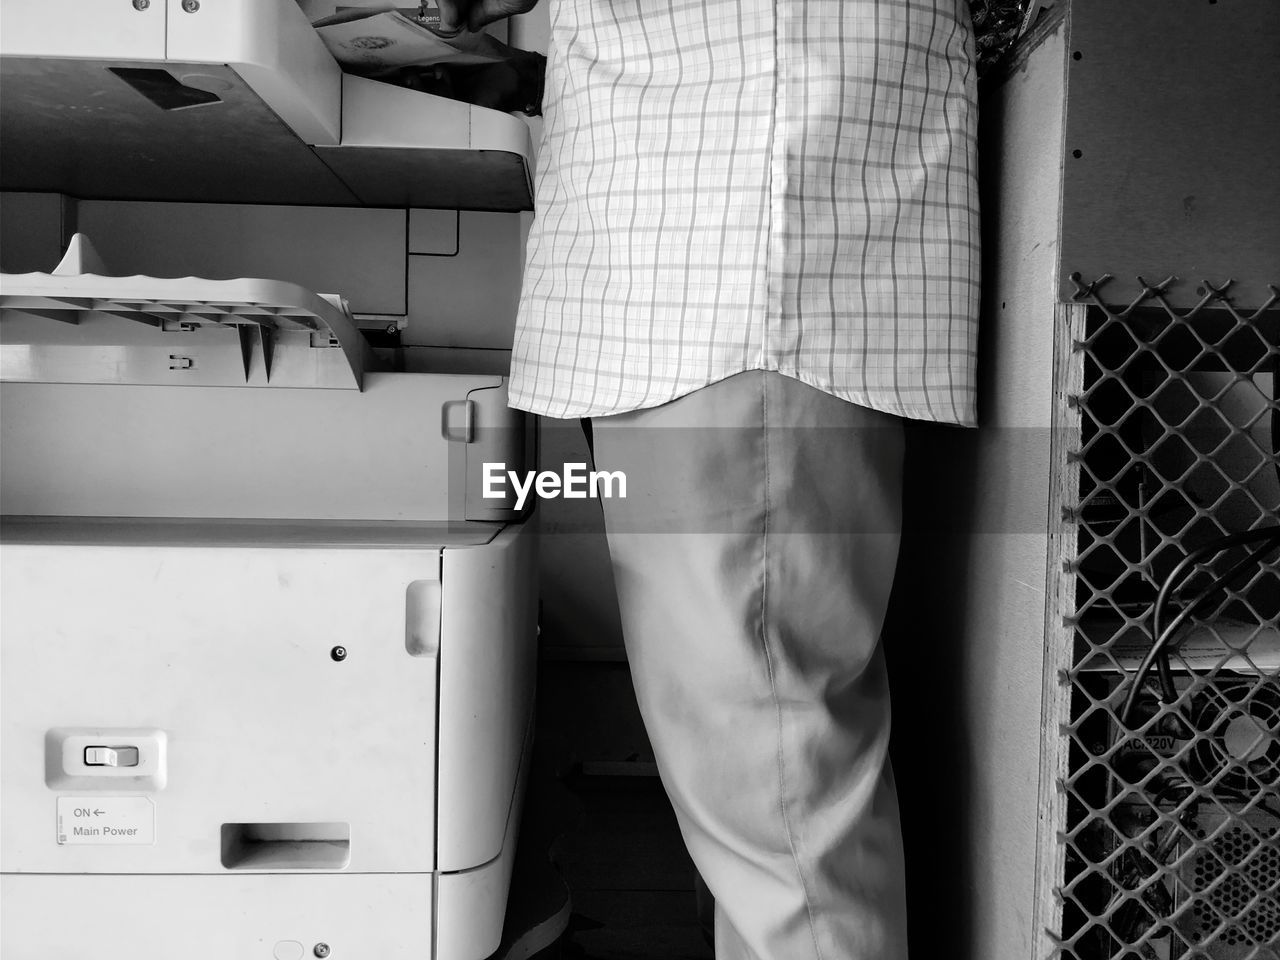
[314,946,331,959]
[181,0,200,11]
[132,0,150,9]
[330,646,347,662]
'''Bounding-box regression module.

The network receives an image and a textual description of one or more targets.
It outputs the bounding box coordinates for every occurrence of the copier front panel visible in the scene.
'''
[1,527,445,875]
[0,522,453,954]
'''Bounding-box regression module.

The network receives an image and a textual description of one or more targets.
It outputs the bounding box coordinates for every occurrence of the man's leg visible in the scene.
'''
[590,370,908,960]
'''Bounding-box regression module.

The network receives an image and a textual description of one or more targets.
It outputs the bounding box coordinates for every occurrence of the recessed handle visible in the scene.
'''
[441,399,475,443]
[406,579,442,658]
[221,822,350,870]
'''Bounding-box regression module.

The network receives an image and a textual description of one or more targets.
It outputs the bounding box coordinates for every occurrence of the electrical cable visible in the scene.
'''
[1152,532,1280,704]
[1119,525,1280,729]
[1155,531,1277,658]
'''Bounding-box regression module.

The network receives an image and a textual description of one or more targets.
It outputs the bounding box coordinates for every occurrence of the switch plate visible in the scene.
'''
[46,729,167,790]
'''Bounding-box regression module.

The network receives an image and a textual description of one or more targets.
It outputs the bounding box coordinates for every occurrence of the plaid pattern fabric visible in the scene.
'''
[510,0,981,426]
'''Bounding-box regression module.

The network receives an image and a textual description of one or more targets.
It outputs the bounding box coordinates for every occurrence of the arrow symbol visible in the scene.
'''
[93,808,105,816]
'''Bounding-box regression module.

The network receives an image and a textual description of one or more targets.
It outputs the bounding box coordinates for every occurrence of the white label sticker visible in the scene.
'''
[57,796,155,845]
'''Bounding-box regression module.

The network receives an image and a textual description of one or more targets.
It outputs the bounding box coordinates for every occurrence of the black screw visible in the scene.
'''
[181,0,200,11]
[314,946,331,959]
[1072,149,1083,159]
[132,0,149,9]
[330,646,347,662]
[1072,51,1082,61]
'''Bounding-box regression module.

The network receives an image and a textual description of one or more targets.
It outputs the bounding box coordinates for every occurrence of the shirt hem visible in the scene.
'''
[508,365,978,428]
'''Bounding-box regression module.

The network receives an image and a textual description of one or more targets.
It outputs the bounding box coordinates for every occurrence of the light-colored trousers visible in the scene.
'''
[590,371,909,960]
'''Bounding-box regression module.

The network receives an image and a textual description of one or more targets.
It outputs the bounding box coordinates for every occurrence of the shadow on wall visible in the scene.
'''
[884,421,982,959]
[535,419,626,661]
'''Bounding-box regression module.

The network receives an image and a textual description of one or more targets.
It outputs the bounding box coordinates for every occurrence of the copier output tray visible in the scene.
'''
[0,0,535,210]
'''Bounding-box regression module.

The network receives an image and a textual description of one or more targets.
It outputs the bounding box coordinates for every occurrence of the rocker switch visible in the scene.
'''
[84,746,140,768]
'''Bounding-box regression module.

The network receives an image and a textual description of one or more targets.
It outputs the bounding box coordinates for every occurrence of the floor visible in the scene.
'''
[525,660,714,960]
[550,773,713,960]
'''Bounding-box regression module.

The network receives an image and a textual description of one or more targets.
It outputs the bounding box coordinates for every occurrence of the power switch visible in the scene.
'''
[84,746,140,768]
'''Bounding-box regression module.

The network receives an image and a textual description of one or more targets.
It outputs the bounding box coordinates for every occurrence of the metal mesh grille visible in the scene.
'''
[1050,277,1280,960]
[1187,823,1280,948]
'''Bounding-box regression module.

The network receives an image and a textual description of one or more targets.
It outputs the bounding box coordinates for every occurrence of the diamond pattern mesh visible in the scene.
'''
[1049,277,1280,960]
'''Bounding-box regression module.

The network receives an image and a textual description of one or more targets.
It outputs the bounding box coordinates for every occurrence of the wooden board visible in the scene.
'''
[1060,0,1280,308]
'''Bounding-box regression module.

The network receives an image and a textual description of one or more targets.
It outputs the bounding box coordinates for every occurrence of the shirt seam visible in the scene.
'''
[760,0,781,367]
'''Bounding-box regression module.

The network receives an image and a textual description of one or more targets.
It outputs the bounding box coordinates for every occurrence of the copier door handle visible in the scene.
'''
[405,579,442,657]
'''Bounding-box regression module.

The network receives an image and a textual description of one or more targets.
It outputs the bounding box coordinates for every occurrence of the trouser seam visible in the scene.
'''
[759,374,825,960]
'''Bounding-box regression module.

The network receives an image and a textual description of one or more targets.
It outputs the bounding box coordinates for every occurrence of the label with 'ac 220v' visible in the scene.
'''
[57,796,155,845]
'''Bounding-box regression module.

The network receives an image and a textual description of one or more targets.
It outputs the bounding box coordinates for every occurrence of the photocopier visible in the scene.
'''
[0,1,541,957]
